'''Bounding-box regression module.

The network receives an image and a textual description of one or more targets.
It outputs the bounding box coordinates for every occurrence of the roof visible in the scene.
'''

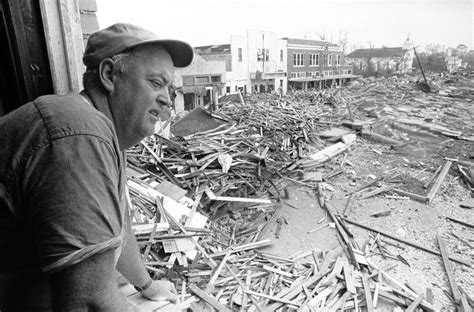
[347,47,407,58]
[284,38,338,47]
[194,44,231,54]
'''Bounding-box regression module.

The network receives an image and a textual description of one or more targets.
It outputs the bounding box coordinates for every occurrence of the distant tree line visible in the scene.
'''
[413,43,473,73]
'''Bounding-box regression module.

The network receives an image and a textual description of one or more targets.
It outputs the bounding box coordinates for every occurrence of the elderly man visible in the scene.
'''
[0,23,193,311]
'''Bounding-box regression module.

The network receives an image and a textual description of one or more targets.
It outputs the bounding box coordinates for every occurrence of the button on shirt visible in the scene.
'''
[0,92,126,310]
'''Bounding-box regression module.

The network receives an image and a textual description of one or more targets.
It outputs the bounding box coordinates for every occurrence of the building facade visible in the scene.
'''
[195,29,288,96]
[173,53,227,113]
[347,38,414,77]
[285,38,354,90]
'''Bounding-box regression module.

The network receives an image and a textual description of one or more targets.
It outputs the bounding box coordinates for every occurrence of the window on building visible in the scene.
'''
[314,71,320,77]
[182,76,194,86]
[280,50,284,62]
[327,54,333,66]
[348,70,352,74]
[257,49,270,61]
[211,75,221,83]
[359,62,362,70]
[315,54,319,66]
[336,55,341,66]
[226,86,231,93]
[238,48,242,62]
[307,72,313,78]
[309,54,317,66]
[293,53,304,66]
[290,72,297,78]
[195,76,209,84]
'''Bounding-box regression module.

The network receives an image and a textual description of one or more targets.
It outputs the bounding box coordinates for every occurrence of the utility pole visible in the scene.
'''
[413,47,430,92]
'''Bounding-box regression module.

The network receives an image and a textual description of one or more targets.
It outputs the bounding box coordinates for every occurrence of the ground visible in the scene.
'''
[260,134,474,311]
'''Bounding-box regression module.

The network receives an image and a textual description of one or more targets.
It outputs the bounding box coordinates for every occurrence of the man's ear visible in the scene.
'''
[98,58,115,92]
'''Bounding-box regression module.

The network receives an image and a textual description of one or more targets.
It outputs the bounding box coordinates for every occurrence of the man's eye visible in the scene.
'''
[151,80,162,87]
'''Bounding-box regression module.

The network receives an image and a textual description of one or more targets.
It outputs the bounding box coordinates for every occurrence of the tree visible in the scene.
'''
[337,30,349,54]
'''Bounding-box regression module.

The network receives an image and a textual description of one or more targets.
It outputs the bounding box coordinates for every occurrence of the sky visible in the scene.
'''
[96,0,473,52]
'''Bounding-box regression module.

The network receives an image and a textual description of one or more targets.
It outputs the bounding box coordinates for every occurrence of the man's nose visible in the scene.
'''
[158,91,172,108]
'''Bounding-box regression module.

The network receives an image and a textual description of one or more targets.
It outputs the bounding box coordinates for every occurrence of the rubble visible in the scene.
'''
[123,71,473,310]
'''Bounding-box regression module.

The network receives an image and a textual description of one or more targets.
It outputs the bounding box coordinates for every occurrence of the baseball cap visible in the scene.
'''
[83,23,194,69]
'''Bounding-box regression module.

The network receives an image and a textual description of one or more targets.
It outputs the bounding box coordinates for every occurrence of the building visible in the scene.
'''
[285,38,355,90]
[173,53,227,113]
[195,29,288,95]
[347,38,414,77]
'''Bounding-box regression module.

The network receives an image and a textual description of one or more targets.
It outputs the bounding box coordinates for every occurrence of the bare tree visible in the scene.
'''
[337,30,349,54]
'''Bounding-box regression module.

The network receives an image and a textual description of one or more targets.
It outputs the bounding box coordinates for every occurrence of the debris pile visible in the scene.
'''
[123,72,473,310]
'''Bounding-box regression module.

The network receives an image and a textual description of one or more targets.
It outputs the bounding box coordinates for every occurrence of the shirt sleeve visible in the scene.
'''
[22,134,125,273]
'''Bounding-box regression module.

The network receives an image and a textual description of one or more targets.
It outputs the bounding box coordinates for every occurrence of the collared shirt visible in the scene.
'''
[0,92,126,310]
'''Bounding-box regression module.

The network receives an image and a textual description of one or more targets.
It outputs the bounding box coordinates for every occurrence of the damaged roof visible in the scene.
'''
[284,38,338,47]
[347,47,407,58]
[194,44,231,54]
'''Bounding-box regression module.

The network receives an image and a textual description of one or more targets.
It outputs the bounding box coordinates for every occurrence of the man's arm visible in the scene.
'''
[116,213,177,302]
[51,249,131,311]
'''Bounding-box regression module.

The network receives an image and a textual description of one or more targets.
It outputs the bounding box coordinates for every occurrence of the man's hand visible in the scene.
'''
[140,280,178,303]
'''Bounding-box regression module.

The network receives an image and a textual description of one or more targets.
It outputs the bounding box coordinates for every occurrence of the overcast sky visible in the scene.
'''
[97,0,473,51]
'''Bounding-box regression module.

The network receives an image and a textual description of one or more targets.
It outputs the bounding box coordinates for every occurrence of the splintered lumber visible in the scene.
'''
[367,259,437,312]
[188,284,231,312]
[446,216,474,229]
[343,261,356,294]
[392,188,428,202]
[359,185,395,199]
[205,189,272,204]
[262,267,332,312]
[206,250,232,293]
[341,217,472,267]
[305,142,349,166]
[362,272,375,312]
[244,289,300,307]
[347,177,383,196]
[209,240,272,258]
[426,160,452,204]
[423,165,443,188]
[405,294,424,312]
[258,203,285,240]
[162,208,217,268]
[436,233,462,307]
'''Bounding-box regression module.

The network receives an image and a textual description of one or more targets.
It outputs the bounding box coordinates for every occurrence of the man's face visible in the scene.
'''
[109,46,174,148]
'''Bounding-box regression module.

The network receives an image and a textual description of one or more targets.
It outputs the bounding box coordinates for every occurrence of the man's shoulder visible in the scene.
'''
[34,93,116,141]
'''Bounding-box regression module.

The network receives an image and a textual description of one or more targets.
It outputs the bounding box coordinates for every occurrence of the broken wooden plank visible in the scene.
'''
[188,284,231,312]
[392,188,428,203]
[446,216,474,229]
[205,249,232,293]
[343,260,356,294]
[346,177,383,196]
[367,259,437,312]
[437,233,462,307]
[205,188,272,204]
[162,208,217,268]
[359,185,395,199]
[303,142,349,167]
[244,289,300,307]
[426,160,452,204]
[210,239,272,258]
[342,217,472,267]
[423,164,443,189]
[405,294,424,312]
[362,272,375,312]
